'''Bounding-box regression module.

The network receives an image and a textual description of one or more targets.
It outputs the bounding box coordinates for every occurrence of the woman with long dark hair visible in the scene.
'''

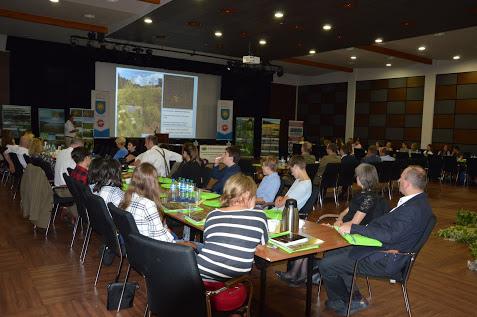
[170,142,205,186]
[89,157,124,207]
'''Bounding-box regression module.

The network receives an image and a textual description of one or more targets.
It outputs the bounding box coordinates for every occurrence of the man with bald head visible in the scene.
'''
[319,166,434,315]
[4,132,34,171]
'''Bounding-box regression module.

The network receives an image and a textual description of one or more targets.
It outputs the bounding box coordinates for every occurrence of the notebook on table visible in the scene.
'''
[184,211,209,226]
[268,231,324,254]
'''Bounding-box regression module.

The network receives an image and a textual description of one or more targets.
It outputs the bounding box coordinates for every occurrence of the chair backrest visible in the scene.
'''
[108,203,140,245]
[305,163,320,180]
[10,153,24,177]
[337,162,358,187]
[427,155,444,180]
[467,158,477,178]
[442,156,457,172]
[82,190,122,257]
[126,234,207,317]
[320,163,341,188]
[237,159,255,177]
[395,152,410,160]
[375,162,393,183]
[67,167,74,175]
[299,185,319,218]
[63,173,88,221]
[23,154,31,165]
[353,148,365,160]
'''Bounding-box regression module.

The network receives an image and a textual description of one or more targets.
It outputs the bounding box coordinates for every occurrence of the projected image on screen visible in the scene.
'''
[116,67,197,138]
[116,68,162,137]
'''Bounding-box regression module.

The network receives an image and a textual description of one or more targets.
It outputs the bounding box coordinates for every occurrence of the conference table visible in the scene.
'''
[164,202,349,317]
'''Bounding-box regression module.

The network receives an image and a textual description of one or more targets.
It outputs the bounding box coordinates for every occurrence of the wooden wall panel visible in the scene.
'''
[436,85,457,100]
[388,114,405,127]
[455,99,477,113]
[433,115,454,129]
[406,76,425,87]
[370,102,386,114]
[387,88,407,101]
[406,101,423,113]
[404,128,421,141]
[369,127,385,139]
[355,114,369,126]
[356,90,370,102]
[372,79,389,89]
[453,129,477,144]
[457,72,477,85]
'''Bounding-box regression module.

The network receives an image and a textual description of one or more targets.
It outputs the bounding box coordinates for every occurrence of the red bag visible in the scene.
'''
[203,280,248,312]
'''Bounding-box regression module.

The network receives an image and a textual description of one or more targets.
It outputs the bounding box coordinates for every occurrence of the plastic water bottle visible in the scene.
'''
[170,178,177,201]
[187,180,194,203]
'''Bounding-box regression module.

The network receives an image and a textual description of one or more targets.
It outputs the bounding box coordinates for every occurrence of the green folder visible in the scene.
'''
[200,192,221,200]
[161,183,172,189]
[122,183,128,191]
[264,208,283,220]
[203,199,221,208]
[158,177,172,184]
[334,226,383,247]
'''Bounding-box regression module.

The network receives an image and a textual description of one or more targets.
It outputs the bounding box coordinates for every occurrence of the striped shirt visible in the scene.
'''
[196,209,269,282]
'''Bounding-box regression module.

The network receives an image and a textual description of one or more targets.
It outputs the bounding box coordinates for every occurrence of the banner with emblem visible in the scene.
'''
[91,90,110,138]
[216,100,233,140]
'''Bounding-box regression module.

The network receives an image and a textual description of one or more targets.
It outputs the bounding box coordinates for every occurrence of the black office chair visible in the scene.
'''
[63,173,89,249]
[427,155,443,181]
[318,163,341,207]
[344,215,436,317]
[375,162,394,200]
[9,153,24,200]
[108,203,141,312]
[337,162,359,201]
[126,234,253,317]
[353,148,365,161]
[466,158,477,186]
[441,156,458,184]
[45,185,75,238]
[299,185,319,219]
[238,159,255,178]
[82,191,124,286]
[410,153,426,169]
[306,163,320,180]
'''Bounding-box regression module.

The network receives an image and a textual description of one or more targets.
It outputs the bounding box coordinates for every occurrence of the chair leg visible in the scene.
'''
[143,304,149,317]
[70,216,80,249]
[117,264,131,312]
[346,261,359,317]
[365,277,372,301]
[45,204,59,238]
[114,256,124,283]
[401,283,412,317]
[317,274,323,303]
[333,188,339,207]
[94,246,106,287]
[80,226,91,263]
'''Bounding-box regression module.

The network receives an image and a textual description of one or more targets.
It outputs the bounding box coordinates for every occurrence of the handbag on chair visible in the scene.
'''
[106,281,139,310]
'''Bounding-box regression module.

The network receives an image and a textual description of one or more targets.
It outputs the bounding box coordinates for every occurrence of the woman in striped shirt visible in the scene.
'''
[196,173,269,282]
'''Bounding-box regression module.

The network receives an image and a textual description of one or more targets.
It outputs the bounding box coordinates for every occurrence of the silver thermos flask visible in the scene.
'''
[281,199,299,233]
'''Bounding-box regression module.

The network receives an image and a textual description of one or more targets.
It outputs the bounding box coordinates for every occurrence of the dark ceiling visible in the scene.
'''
[110,0,477,61]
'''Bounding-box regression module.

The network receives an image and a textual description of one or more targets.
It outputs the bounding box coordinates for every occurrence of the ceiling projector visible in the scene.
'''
[242,55,261,64]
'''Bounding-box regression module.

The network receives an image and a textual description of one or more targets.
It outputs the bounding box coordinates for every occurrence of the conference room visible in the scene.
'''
[1,1,477,316]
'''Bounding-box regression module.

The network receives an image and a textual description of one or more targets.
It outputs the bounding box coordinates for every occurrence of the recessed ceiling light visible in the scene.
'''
[386,63,392,67]
[375,38,383,43]
[84,13,95,19]
[259,39,267,45]
[274,11,284,18]
[107,0,119,2]
[453,55,461,60]
[309,49,316,54]
[214,31,222,37]
[322,24,332,31]
[350,56,357,60]
[49,0,59,3]
[418,46,426,51]
[144,17,152,24]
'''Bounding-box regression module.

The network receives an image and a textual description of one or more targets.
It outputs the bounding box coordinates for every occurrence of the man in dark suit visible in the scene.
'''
[338,142,359,199]
[319,165,433,315]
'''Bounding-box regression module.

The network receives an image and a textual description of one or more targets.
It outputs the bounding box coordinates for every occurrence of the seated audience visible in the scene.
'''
[385,141,393,152]
[0,130,15,172]
[112,136,128,161]
[361,145,381,164]
[119,162,175,242]
[256,156,281,204]
[451,146,463,159]
[135,135,182,177]
[340,142,358,166]
[210,146,241,194]
[438,144,451,156]
[399,142,409,153]
[89,157,124,207]
[276,163,389,285]
[70,147,92,185]
[424,144,433,156]
[4,132,34,170]
[170,142,204,186]
[196,173,268,282]
[29,138,55,181]
[320,166,433,315]
[301,141,316,164]
[410,142,420,153]
[352,138,362,149]
[125,140,139,165]
[54,138,84,186]
[313,143,341,185]
[379,147,395,161]
[275,155,312,211]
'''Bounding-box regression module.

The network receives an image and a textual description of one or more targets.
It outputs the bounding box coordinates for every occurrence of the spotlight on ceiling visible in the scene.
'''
[49,0,59,3]
[375,38,383,43]
[259,39,267,45]
[453,55,461,60]
[350,56,357,60]
[309,49,316,54]
[418,46,426,51]
[322,24,332,31]
[386,63,392,67]
[274,11,284,18]
[214,31,223,37]
[144,17,152,24]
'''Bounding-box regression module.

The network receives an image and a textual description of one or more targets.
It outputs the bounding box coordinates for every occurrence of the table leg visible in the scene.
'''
[255,257,268,317]
[306,254,314,317]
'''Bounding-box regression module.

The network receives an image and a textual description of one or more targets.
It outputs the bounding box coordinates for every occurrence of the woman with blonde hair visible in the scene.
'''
[196,173,268,282]
[113,136,128,161]
[29,138,55,180]
[301,141,316,164]
[119,162,174,242]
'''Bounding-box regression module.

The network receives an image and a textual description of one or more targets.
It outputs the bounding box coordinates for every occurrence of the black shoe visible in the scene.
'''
[311,272,321,285]
[335,298,369,316]
[325,299,347,312]
[275,271,305,287]
[101,247,115,266]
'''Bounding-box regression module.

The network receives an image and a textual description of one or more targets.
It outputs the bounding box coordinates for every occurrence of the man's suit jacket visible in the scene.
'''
[349,192,433,275]
[341,154,359,167]
[313,154,341,184]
